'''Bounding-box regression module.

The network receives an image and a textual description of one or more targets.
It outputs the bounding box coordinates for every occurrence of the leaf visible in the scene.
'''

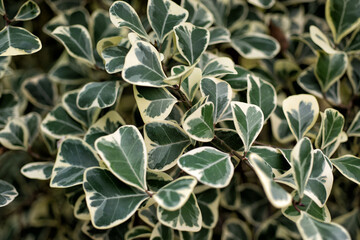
[345,28,360,53]
[181,0,214,28]
[231,101,264,152]
[50,137,100,188]
[90,9,120,45]
[326,0,360,43]
[20,112,41,145]
[139,204,158,227]
[199,0,228,27]
[21,162,54,180]
[200,77,232,123]
[180,67,202,102]
[166,65,195,85]
[231,33,280,59]
[147,0,188,43]
[0,118,28,150]
[248,0,274,9]
[122,40,167,87]
[196,188,220,228]
[13,0,40,21]
[125,226,152,240]
[157,193,202,232]
[180,228,213,240]
[183,102,214,142]
[248,153,291,208]
[347,111,360,137]
[208,27,231,45]
[84,167,148,229]
[41,105,84,139]
[316,109,344,149]
[144,121,191,171]
[270,105,295,144]
[0,0,4,15]
[150,222,174,240]
[334,208,360,240]
[331,155,360,185]
[99,39,129,74]
[0,26,41,56]
[247,74,276,121]
[221,218,252,240]
[309,25,337,54]
[249,146,290,173]
[109,1,148,39]
[51,25,95,66]
[134,86,177,123]
[315,51,348,92]
[74,195,90,220]
[322,131,347,158]
[0,180,18,207]
[178,146,234,188]
[222,65,250,91]
[95,125,147,191]
[0,56,10,78]
[21,74,57,110]
[202,57,237,77]
[173,22,209,65]
[282,94,319,141]
[291,137,314,198]
[347,56,360,94]
[154,176,197,211]
[296,212,351,240]
[77,81,120,109]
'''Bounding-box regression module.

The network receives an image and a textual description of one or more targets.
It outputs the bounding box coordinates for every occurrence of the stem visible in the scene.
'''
[169,85,192,109]
[145,189,153,197]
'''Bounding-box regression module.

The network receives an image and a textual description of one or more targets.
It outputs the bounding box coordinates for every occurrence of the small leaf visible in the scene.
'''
[202,57,237,77]
[178,146,234,188]
[270,105,295,144]
[147,0,188,43]
[282,94,319,141]
[180,227,213,240]
[0,180,18,207]
[222,65,250,91]
[249,146,290,172]
[347,56,360,94]
[13,0,40,21]
[345,28,360,53]
[221,218,252,240]
[231,101,264,152]
[50,137,100,188]
[20,112,41,145]
[0,0,4,15]
[181,0,214,28]
[316,109,344,149]
[84,167,148,229]
[209,27,231,45]
[150,222,174,240]
[331,155,360,185]
[139,204,158,227]
[95,125,147,191]
[309,25,337,54]
[347,111,360,137]
[181,67,202,102]
[74,195,90,220]
[0,118,28,150]
[90,9,120,45]
[99,40,129,74]
[196,188,220,229]
[0,56,11,78]
[21,162,54,180]
[125,226,152,240]
[247,0,275,9]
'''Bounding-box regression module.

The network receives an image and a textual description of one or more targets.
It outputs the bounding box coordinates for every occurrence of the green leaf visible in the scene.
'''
[0,118,28,150]
[347,56,360,94]
[231,33,280,59]
[125,226,152,240]
[326,0,360,43]
[178,146,234,188]
[51,25,95,66]
[334,208,360,240]
[196,188,220,228]
[222,65,250,91]
[95,125,147,191]
[248,153,291,208]
[154,176,197,211]
[109,1,148,39]
[0,56,11,78]
[209,27,231,45]
[347,111,360,137]
[74,194,90,220]
[41,105,85,139]
[180,67,202,102]
[21,162,54,180]
[221,218,252,240]
[282,94,319,141]
[315,51,348,92]
[147,0,188,43]
[183,102,214,142]
[270,105,295,144]
[21,74,57,110]
[200,77,232,123]
[98,38,129,74]
[309,25,337,54]
[138,204,158,227]
[199,0,228,27]
[248,0,274,9]
[181,0,214,28]
[122,40,167,87]
[0,180,18,207]
[173,22,209,65]
[144,121,191,171]
[316,109,344,149]
[247,74,276,121]
[331,155,360,185]
[90,9,120,45]
[166,65,195,85]
[202,57,237,77]
[134,86,177,123]
[345,28,360,53]
[84,110,125,148]
[322,131,347,158]
[0,0,4,15]
[296,212,350,240]
[77,81,120,109]
[13,0,40,21]
[150,222,174,240]
[249,146,290,172]
[0,26,41,56]
[20,112,41,145]
[231,101,264,152]
[157,193,202,232]
[84,167,148,229]
[50,137,100,188]
[180,227,213,240]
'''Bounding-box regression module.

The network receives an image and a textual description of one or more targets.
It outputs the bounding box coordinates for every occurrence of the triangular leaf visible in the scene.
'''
[13,0,40,21]
[331,155,360,185]
[347,111,360,137]
[316,109,344,149]
[0,180,18,207]
[209,27,231,45]
[0,118,28,150]
[21,162,54,180]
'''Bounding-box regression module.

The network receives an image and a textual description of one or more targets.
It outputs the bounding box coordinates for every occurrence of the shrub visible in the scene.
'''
[0,0,359,239]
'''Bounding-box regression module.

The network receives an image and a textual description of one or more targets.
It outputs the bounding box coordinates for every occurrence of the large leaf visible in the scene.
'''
[95,125,147,191]
[0,180,18,207]
[134,86,177,123]
[282,94,319,141]
[347,111,360,137]
[13,0,40,21]
[50,137,100,188]
[331,155,360,185]
[21,162,54,180]
[0,118,28,150]
[144,121,191,171]
[202,57,237,77]
[109,1,148,39]
[147,0,188,43]
[154,176,197,211]
[0,26,41,56]
[326,0,360,43]
[174,22,209,65]
[178,146,234,188]
[181,0,214,28]
[157,193,202,232]
[247,74,276,121]
[122,40,167,87]
[83,167,148,229]
[200,77,232,123]
[316,109,344,149]
[231,101,264,152]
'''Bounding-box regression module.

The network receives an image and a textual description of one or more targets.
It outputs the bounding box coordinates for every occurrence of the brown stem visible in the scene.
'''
[3,14,12,25]
[145,189,153,198]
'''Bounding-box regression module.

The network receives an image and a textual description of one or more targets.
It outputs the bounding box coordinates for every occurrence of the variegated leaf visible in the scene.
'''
[347,111,360,137]
[0,180,18,207]
[221,218,252,240]
[247,0,275,9]
[21,162,54,180]
[13,0,40,21]
[125,226,152,240]
[97,37,129,74]
[74,195,90,220]
[0,118,28,150]
[180,67,202,102]
[309,25,337,54]
[202,57,236,77]
[331,155,360,185]
[222,65,250,91]
[20,112,41,145]
[180,228,212,240]
[181,0,214,28]
[347,56,360,94]
[270,105,295,144]
[316,109,344,149]
[150,222,174,240]
[209,27,231,45]
[196,188,220,229]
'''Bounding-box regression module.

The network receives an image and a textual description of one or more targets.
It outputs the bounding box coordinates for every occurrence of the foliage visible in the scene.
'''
[0,0,359,239]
